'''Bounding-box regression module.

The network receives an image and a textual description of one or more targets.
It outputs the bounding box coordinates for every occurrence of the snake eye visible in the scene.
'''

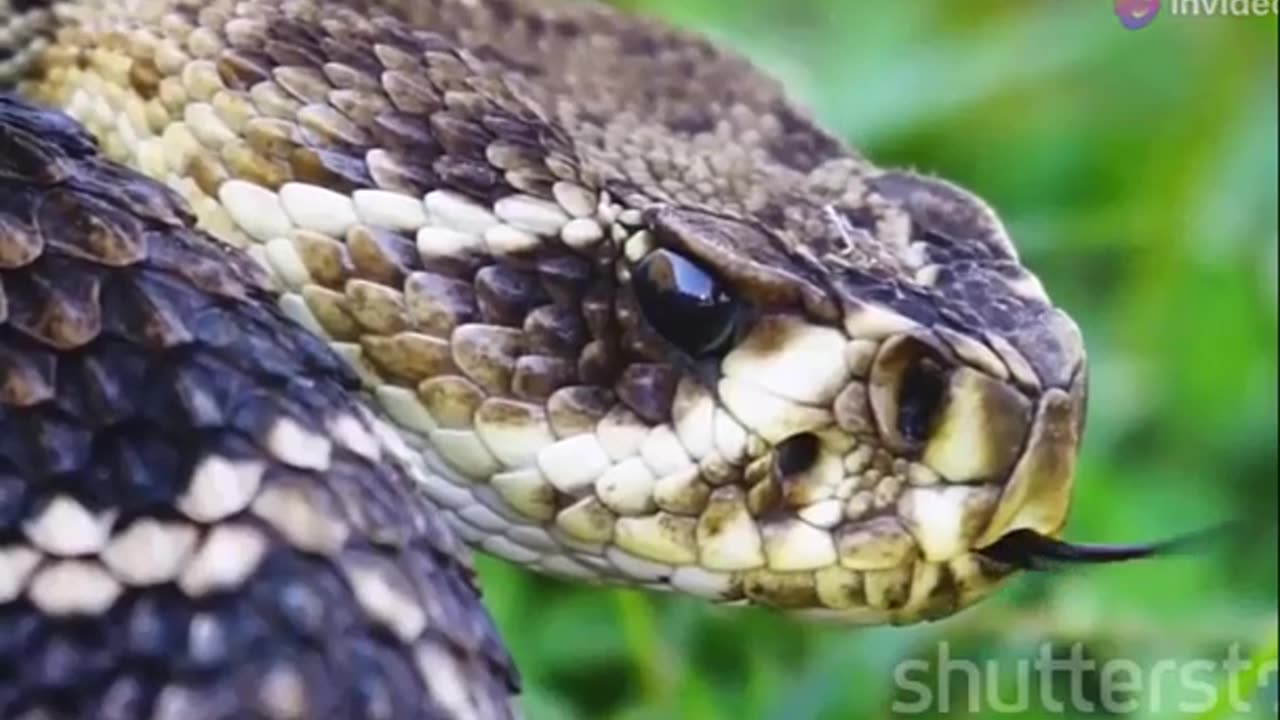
[897,356,948,446]
[632,248,740,357]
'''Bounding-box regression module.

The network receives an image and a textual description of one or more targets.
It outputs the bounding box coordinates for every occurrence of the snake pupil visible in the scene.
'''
[897,357,948,445]
[632,249,740,357]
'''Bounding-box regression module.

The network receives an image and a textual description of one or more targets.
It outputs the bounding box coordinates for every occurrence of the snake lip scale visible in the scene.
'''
[1,0,1179,716]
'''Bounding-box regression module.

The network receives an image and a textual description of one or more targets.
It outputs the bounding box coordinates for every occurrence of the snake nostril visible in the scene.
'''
[773,432,821,478]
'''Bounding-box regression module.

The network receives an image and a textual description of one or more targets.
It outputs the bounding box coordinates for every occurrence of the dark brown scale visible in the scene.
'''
[264,38,327,69]
[443,89,500,119]
[290,146,375,193]
[522,304,586,357]
[0,213,43,268]
[485,138,545,172]
[762,100,847,174]
[72,162,194,230]
[423,50,478,95]
[206,156,257,224]
[0,341,56,406]
[505,167,557,197]
[2,254,103,349]
[544,384,614,439]
[321,41,386,81]
[36,189,148,267]
[576,338,621,387]
[534,254,593,306]
[329,88,393,128]
[268,19,328,60]
[381,70,444,114]
[449,323,522,394]
[326,458,419,547]
[429,111,494,159]
[480,112,547,148]
[126,56,162,99]
[244,118,306,163]
[580,280,616,341]
[298,102,372,148]
[404,270,479,336]
[17,403,95,477]
[365,19,431,60]
[272,65,332,106]
[167,354,240,426]
[362,332,457,384]
[473,264,547,327]
[65,340,148,425]
[511,353,575,401]
[614,362,677,425]
[368,151,442,198]
[619,320,675,370]
[433,154,504,200]
[347,226,420,285]
[216,50,274,90]
[147,235,262,302]
[371,110,444,154]
[99,269,206,349]
[409,30,467,56]
[0,118,74,184]
[0,97,516,719]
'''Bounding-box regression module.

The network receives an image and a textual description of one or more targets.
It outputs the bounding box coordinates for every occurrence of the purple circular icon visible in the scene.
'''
[1115,0,1161,29]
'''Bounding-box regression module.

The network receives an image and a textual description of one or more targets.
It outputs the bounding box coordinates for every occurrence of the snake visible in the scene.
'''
[0,0,1182,717]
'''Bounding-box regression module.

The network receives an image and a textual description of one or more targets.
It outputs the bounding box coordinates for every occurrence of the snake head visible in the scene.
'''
[612,168,1177,623]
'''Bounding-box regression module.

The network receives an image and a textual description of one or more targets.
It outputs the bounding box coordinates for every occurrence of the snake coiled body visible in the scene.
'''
[0,98,516,717]
[2,0,1092,717]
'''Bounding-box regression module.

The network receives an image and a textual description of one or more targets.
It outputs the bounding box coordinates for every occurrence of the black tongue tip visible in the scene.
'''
[977,524,1233,572]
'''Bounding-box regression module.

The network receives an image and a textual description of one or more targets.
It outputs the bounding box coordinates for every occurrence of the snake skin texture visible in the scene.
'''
[0,98,517,718]
[1,0,1094,660]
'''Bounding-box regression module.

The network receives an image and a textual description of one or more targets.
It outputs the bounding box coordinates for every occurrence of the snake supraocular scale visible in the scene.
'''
[0,0,1163,716]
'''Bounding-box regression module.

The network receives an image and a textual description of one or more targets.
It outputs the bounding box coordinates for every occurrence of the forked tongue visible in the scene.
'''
[978,524,1235,572]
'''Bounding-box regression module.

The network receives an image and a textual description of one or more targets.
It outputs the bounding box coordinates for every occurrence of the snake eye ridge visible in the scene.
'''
[897,356,948,446]
[632,248,740,358]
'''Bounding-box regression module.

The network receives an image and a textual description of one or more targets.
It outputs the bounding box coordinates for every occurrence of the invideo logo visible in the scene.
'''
[1115,0,1161,28]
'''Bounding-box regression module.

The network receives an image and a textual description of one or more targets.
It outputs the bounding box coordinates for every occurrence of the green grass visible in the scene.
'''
[477,3,1278,718]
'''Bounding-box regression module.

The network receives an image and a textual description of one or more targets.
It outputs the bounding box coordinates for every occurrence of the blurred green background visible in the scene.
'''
[476,2,1279,719]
